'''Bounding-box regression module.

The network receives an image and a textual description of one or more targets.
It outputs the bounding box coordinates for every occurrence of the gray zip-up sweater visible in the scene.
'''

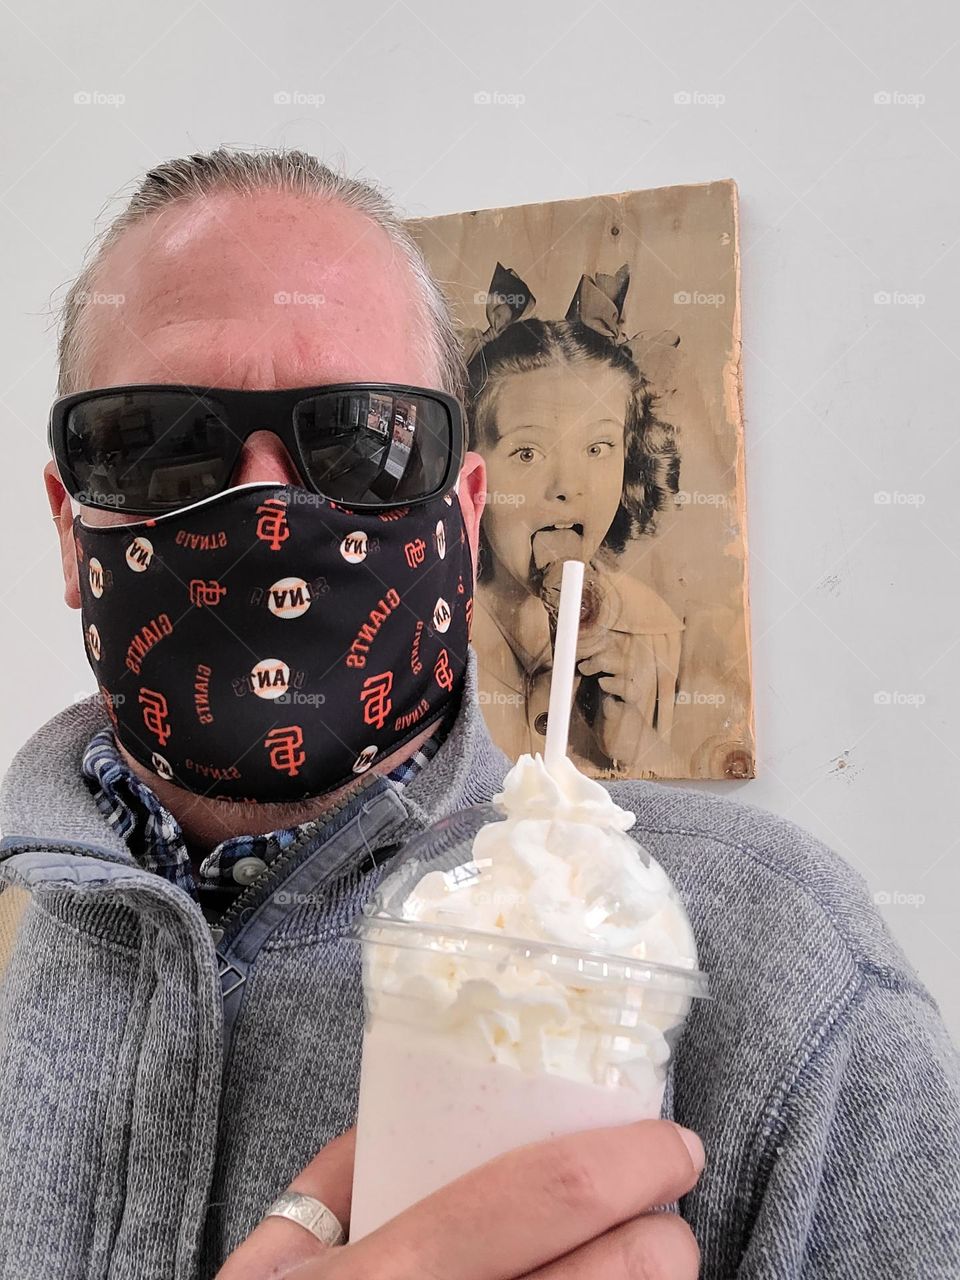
[0,649,957,1279]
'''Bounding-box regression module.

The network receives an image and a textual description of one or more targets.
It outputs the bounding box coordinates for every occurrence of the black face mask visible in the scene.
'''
[74,483,474,802]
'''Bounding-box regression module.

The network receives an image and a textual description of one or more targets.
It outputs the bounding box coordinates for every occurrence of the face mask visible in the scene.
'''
[74,483,474,802]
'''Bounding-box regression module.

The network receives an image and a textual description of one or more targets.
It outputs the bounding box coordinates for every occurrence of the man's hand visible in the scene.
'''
[215,1128,356,1278]
[221,1118,704,1279]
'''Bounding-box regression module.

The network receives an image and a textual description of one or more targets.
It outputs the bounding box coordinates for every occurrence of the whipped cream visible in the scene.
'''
[364,752,702,1089]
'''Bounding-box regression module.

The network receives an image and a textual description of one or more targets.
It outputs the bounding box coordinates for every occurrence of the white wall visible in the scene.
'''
[1,0,957,1038]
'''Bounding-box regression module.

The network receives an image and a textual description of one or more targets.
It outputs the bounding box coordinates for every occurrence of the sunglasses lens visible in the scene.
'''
[294,389,453,505]
[63,391,234,513]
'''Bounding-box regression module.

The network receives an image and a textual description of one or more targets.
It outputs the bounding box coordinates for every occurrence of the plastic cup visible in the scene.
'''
[348,803,708,1241]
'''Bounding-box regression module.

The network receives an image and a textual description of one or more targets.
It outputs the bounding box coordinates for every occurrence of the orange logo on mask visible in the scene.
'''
[139,687,172,746]
[404,538,426,568]
[189,579,227,607]
[256,499,290,551]
[434,649,454,692]
[360,670,393,729]
[264,725,305,776]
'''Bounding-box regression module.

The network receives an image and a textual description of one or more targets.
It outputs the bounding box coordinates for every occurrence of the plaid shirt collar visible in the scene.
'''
[81,713,452,922]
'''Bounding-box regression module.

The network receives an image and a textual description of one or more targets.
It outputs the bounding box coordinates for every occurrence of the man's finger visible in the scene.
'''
[520,1211,700,1279]
[341,1120,704,1280]
[215,1129,355,1278]
[287,1126,355,1228]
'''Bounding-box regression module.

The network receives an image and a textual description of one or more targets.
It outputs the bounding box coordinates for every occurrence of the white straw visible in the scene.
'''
[544,558,585,768]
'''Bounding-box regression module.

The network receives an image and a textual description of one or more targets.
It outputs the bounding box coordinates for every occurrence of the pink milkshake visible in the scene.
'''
[349,749,707,1240]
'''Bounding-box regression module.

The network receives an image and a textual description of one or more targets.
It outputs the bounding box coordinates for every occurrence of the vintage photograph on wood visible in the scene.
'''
[407,179,754,781]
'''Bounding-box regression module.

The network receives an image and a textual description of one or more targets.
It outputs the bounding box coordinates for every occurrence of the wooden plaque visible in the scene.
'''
[407,179,754,780]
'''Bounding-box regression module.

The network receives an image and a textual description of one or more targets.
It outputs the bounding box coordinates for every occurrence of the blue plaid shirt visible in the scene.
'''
[81,715,452,925]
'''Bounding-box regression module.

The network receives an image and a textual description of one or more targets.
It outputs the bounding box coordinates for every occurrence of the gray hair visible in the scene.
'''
[55,145,466,400]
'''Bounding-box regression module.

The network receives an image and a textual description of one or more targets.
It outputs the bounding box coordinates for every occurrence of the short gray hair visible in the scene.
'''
[55,145,466,400]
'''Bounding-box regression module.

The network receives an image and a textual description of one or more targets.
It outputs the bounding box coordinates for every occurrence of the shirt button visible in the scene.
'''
[232,855,267,886]
[534,712,549,736]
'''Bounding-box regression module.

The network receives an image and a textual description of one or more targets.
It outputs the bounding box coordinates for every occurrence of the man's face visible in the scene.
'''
[45,189,485,603]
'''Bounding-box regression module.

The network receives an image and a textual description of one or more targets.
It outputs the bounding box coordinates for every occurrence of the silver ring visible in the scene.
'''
[262,1190,346,1247]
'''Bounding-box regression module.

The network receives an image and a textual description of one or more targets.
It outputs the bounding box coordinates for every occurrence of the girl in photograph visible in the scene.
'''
[466,264,684,776]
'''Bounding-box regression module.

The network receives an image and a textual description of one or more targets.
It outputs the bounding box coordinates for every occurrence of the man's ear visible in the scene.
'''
[44,460,80,609]
[457,451,486,590]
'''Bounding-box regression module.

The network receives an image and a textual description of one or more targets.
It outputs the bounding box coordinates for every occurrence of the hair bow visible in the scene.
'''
[465,260,681,377]
[566,264,631,344]
[462,262,536,364]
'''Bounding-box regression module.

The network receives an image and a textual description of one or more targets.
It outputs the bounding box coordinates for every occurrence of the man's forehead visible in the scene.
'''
[86,190,431,389]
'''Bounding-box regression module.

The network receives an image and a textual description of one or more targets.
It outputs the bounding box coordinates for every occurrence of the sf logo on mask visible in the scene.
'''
[139,688,172,746]
[264,725,306,777]
[256,498,290,551]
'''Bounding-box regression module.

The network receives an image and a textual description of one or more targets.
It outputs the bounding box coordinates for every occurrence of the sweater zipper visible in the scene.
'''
[209,771,386,944]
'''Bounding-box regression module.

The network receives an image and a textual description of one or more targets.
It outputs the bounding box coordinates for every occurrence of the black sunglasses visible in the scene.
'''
[49,381,465,516]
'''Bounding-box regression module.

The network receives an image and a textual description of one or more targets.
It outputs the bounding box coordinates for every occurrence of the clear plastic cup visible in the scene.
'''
[349,801,709,1241]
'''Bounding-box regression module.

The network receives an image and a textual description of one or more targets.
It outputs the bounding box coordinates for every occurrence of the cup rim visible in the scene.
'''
[351,913,710,1000]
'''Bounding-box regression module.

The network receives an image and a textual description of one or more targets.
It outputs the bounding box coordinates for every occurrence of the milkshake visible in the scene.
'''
[349,748,707,1240]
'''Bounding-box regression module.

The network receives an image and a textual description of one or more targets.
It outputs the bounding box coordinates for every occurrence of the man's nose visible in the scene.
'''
[230,430,305,488]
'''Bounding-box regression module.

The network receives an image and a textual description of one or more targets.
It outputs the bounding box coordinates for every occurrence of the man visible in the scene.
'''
[0,146,956,1280]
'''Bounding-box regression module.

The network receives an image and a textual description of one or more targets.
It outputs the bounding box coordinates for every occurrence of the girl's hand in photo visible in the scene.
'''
[578,633,663,767]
